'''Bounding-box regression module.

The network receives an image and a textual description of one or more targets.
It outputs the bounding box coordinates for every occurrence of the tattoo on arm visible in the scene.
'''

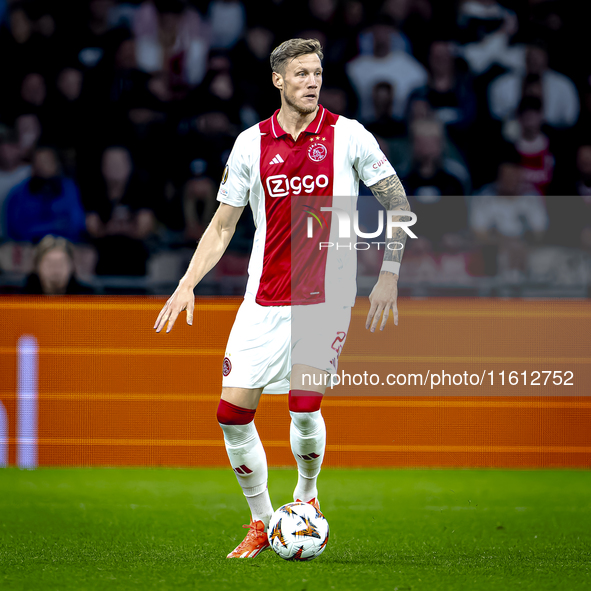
[369,174,412,273]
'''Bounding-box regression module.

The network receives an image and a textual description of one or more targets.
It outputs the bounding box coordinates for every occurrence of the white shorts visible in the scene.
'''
[221,298,352,394]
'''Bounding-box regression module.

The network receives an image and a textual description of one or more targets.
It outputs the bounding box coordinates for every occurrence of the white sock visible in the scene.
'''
[219,421,274,526]
[294,474,318,503]
[244,489,273,526]
[290,410,326,502]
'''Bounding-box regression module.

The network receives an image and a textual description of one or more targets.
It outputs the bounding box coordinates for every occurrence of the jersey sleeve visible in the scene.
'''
[216,132,251,207]
[350,121,397,187]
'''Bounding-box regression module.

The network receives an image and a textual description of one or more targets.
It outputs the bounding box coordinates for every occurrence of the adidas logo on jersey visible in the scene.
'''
[269,154,285,165]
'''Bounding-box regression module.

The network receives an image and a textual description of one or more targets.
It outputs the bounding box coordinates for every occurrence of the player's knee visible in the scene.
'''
[288,389,323,413]
[217,399,256,425]
[291,410,316,431]
[290,409,324,437]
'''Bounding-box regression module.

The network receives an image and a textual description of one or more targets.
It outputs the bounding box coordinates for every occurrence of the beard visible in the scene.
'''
[283,89,317,115]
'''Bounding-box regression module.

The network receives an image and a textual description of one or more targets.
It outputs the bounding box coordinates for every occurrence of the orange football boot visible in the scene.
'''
[226,517,270,558]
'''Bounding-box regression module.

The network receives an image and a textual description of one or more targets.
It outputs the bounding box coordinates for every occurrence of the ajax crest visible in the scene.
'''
[308,142,327,162]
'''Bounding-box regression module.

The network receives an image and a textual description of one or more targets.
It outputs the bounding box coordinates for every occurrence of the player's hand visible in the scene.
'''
[154,283,195,333]
[365,272,399,332]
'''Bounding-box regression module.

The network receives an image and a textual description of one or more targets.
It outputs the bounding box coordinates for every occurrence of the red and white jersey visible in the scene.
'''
[217,105,395,307]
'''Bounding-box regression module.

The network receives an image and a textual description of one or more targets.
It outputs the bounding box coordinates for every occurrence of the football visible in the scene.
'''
[267,502,329,561]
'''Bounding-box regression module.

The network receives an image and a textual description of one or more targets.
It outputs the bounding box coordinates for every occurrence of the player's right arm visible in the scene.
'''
[154,202,245,333]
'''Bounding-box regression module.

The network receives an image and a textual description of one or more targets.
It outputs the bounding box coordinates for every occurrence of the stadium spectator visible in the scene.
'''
[573,74,591,146]
[549,142,591,198]
[14,113,41,162]
[546,196,591,250]
[406,195,468,253]
[360,0,441,65]
[82,33,178,186]
[571,145,591,197]
[0,3,41,95]
[208,0,245,50]
[456,0,523,76]
[506,97,555,196]
[476,153,539,198]
[517,72,545,111]
[25,1,64,70]
[81,35,149,148]
[406,94,433,124]
[293,0,339,38]
[412,39,477,153]
[523,0,575,76]
[109,1,141,30]
[45,67,84,144]
[0,128,31,239]
[346,16,427,122]
[390,99,472,184]
[365,82,406,140]
[180,174,217,243]
[470,194,548,278]
[173,105,237,189]
[357,2,412,57]
[134,0,209,90]
[319,84,354,120]
[22,234,93,295]
[125,69,179,175]
[230,26,278,119]
[390,0,441,65]
[5,146,86,243]
[84,146,155,276]
[320,0,365,66]
[57,64,84,101]
[545,146,591,248]
[29,2,56,39]
[402,119,468,200]
[13,72,49,127]
[43,67,86,176]
[191,67,243,127]
[70,0,127,71]
[488,42,579,129]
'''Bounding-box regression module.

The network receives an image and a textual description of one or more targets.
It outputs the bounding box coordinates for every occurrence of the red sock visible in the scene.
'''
[288,389,323,413]
[216,399,256,425]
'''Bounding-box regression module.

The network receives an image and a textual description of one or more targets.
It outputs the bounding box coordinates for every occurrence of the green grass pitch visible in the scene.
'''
[0,468,589,591]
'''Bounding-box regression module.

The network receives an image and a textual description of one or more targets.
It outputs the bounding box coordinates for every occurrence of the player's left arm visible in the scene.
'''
[366,174,412,331]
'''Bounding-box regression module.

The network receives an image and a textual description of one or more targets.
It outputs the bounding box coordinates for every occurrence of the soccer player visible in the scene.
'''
[154,38,412,558]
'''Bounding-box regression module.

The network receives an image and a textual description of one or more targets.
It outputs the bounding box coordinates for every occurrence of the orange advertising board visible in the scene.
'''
[0,296,589,469]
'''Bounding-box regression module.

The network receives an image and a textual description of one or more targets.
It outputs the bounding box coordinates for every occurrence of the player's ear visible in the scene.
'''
[272,71,283,91]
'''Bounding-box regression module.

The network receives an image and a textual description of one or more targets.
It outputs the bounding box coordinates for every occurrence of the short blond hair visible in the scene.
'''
[270,38,324,75]
[34,235,74,269]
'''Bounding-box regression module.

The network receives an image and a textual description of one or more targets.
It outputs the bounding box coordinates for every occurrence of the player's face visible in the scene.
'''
[278,53,323,115]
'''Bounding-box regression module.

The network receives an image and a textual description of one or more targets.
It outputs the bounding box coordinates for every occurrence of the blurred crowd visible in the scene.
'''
[0,0,590,294]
